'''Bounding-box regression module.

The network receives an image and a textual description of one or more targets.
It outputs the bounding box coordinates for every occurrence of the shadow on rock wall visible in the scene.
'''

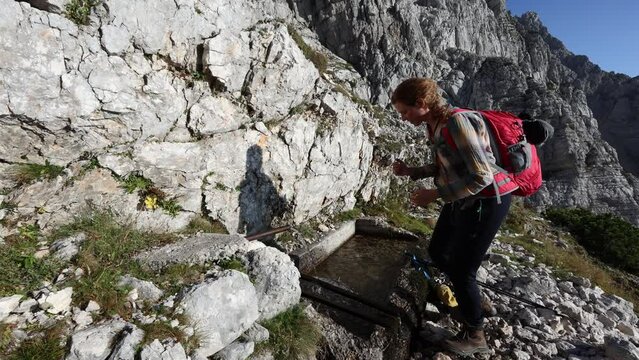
[237,145,289,237]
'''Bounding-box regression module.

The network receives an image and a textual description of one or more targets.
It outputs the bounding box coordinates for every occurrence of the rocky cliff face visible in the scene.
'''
[291,0,639,224]
[1,0,638,233]
[0,0,383,237]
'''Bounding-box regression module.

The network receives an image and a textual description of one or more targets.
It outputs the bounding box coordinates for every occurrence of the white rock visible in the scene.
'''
[14,298,38,314]
[108,324,145,360]
[51,233,86,261]
[243,323,269,343]
[118,275,164,303]
[0,295,23,321]
[84,300,100,313]
[214,340,254,360]
[100,24,131,55]
[177,271,259,358]
[140,339,188,360]
[66,320,128,360]
[39,287,73,315]
[247,246,301,321]
[72,311,93,329]
[188,95,252,136]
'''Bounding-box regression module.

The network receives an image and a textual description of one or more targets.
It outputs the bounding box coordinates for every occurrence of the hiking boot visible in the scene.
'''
[444,328,490,356]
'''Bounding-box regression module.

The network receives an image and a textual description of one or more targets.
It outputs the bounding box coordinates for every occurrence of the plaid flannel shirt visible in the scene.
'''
[414,110,496,202]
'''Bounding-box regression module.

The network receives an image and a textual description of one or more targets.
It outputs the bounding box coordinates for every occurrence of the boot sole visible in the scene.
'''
[446,345,491,357]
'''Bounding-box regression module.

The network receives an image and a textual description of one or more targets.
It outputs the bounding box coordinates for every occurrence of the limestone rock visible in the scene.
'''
[247,247,301,321]
[176,271,259,358]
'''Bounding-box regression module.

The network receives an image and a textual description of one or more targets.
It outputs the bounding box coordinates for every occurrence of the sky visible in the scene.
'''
[506,0,639,77]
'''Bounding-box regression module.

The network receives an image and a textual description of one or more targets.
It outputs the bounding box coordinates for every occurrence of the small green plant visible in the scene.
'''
[120,174,152,194]
[257,304,321,360]
[158,198,182,217]
[18,224,40,241]
[217,257,247,273]
[77,155,100,178]
[287,25,328,74]
[11,161,64,185]
[65,0,100,26]
[73,266,131,318]
[296,224,315,239]
[153,263,206,294]
[190,71,205,81]
[277,232,295,244]
[0,230,63,296]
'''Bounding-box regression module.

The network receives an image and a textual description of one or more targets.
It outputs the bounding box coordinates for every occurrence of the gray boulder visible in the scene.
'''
[248,247,301,321]
[176,271,259,358]
[66,320,128,360]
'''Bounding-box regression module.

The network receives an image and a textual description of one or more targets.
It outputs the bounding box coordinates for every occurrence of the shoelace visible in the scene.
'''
[454,329,471,341]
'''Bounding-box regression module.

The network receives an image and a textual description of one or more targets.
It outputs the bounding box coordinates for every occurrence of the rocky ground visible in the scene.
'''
[414,238,639,360]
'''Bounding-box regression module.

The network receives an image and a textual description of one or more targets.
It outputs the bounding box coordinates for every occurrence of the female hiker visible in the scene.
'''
[391,77,515,356]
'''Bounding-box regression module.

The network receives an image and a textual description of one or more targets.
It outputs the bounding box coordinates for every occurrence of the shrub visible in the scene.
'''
[257,304,321,360]
[544,207,639,274]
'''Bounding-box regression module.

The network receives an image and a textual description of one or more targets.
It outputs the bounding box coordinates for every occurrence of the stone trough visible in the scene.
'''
[289,218,428,359]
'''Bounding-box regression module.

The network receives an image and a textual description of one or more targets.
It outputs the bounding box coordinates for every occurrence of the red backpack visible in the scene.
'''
[445,109,543,199]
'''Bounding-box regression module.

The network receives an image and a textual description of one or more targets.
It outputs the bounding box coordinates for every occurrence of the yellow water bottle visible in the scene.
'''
[435,283,458,307]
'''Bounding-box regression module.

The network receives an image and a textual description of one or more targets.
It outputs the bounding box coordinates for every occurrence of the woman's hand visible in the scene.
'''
[410,188,440,207]
[392,160,412,176]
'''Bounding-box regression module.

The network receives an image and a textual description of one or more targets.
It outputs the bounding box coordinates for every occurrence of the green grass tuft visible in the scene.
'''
[10,161,64,185]
[287,25,328,74]
[0,201,16,213]
[257,304,321,360]
[51,211,177,317]
[183,216,228,235]
[361,189,433,237]
[334,208,362,222]
[6,323,66,360]
[217,257,247,273]
[0,230,63,296]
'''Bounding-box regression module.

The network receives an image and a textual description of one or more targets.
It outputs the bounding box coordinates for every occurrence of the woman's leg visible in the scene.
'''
[446,194,512,328]
[428,203,455,274]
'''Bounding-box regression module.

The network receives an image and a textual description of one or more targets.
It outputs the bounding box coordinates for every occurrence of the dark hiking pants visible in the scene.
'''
[428,193,512,329]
